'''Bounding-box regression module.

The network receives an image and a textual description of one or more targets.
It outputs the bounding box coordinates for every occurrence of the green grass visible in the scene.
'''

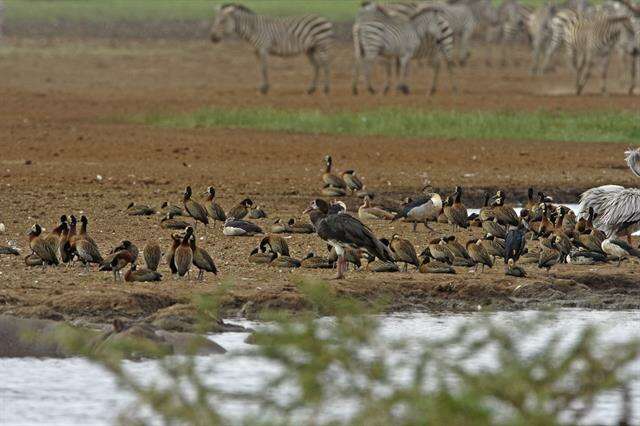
[5,0,594,24]
[5,0,363,23]
[136,107,640,144]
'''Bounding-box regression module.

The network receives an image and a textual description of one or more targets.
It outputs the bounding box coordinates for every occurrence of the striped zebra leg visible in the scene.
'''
[383,60,394,95]
[307,53,320,95]
[600,54,611,94]
[396,55,411,94]
[255,50,270,94]
[630,51,639,95]
[428,58,441,95]
[362,57,377,94]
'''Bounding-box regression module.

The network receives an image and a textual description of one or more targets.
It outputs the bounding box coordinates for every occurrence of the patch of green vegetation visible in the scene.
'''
[5,0,596,24]
[4,0,362,23]
[137,106,640,144]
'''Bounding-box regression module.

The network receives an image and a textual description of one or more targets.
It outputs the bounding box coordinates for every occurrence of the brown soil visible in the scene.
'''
[0,38,639,327]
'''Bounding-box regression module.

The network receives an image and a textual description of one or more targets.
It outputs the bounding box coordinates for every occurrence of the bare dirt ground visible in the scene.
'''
[0,38,639,327]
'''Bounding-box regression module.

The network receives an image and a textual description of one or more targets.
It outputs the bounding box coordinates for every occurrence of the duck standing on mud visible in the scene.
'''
[304,198,393,279]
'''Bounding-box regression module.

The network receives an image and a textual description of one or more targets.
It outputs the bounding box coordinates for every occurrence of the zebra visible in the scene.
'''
[527,4,558,75]
[494,0,532,67]
[209,3,333,94]
[377,2,476,66]
[608,0,640,94]
[552,9,637,94]
[352,2,455,95]
[450,0,501,66]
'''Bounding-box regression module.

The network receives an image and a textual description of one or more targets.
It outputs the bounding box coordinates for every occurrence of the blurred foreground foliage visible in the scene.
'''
[58,280,639,425]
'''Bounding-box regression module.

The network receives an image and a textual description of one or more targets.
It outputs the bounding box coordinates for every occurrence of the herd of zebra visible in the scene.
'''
[210,1,640,95]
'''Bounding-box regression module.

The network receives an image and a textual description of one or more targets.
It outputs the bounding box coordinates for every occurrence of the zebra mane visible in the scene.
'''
[410,3,443,20]
[220,3,255,14]
[625,148,640,178]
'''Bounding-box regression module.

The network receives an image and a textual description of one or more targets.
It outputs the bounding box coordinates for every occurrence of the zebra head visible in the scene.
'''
[211,4,253,43]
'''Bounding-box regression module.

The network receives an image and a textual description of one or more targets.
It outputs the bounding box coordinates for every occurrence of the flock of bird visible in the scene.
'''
[1,150,639,282]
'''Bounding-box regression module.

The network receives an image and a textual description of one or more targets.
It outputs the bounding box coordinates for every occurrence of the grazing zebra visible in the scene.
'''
[609,0,640,94]
[209,3,333,94]
[454,0,500,65]
[494,0,532,67]
[377,2,476,66]
[352,2,455,95]
[552,9,636,94]
[527,4,558,75]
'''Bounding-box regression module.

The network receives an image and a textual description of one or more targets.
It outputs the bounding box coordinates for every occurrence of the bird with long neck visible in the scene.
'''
[304,198,393,279]
[183,186,209,238]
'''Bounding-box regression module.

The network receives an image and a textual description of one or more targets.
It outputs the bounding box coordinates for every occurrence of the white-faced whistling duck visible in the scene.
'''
[27,224,59,266]
[271,254,302,268]
[43,215,67,257]
[368,260,400,273]
[505,258,526,277]
[567,250,607,265]
[482,217,507,239]
[78,215,97,246]
[99,250,133,281]
[304,198,393,279]
[358,196,395,221]
[490,191,519,227]
[443,235,474,266]
[530,204,554,238]
[203,187,226,224]
[321,186,347,197]
[428,238,455,265]
[124,264,162,282]
[161,212,191,230]
[160,201,184,217]
[189,235,217,280]
[0,246,20,256]
[301,252,334,269]
[481,234,505,260]
[466,239,493,272]
[479,192,494,222]
[288,218,315,234]
[58,222,73,265]
[356,185,374,199]
[389,234,419,271]
[99,240,137,271]
[601,237,640,267]
[327,245,364,270]
[504,224,527,265]
[248,205,267,219]
[223,218,264,236]
[260,235,290,257]
[167,233,182,275]
[444,186,469,232]
[143,242,162,271]
[538,236,561,272]
[393,187,443,232]
[227,198,253,221]
[25,254,44,267]
[322,155,346,189]
[183,186,209,236]
[419,256,456,274]
[341,170,363,192]
[525,188,537,212]
[126,202,155,216]
[271,218,290,234]
[68,215,78,245]
[249,247,277,264]
[173,227,194,278]
[576,229,606,254]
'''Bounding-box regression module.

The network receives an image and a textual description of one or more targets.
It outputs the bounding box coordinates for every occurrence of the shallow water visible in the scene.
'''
[1,310,639,426]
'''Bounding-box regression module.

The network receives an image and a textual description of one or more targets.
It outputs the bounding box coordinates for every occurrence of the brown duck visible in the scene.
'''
[27,224,58,266]
[467,239,493,272]
[389,234,419,271]
[322,155,346,189]
[183,186,209,235]
[227,198,253,220]
[173,227,194,278]
[189,235,217,280]
[124,264,162,282]
[203,186,226,224]
[143,242,162,271]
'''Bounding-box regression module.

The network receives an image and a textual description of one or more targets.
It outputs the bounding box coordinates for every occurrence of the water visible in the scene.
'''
[1,310,639,426]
